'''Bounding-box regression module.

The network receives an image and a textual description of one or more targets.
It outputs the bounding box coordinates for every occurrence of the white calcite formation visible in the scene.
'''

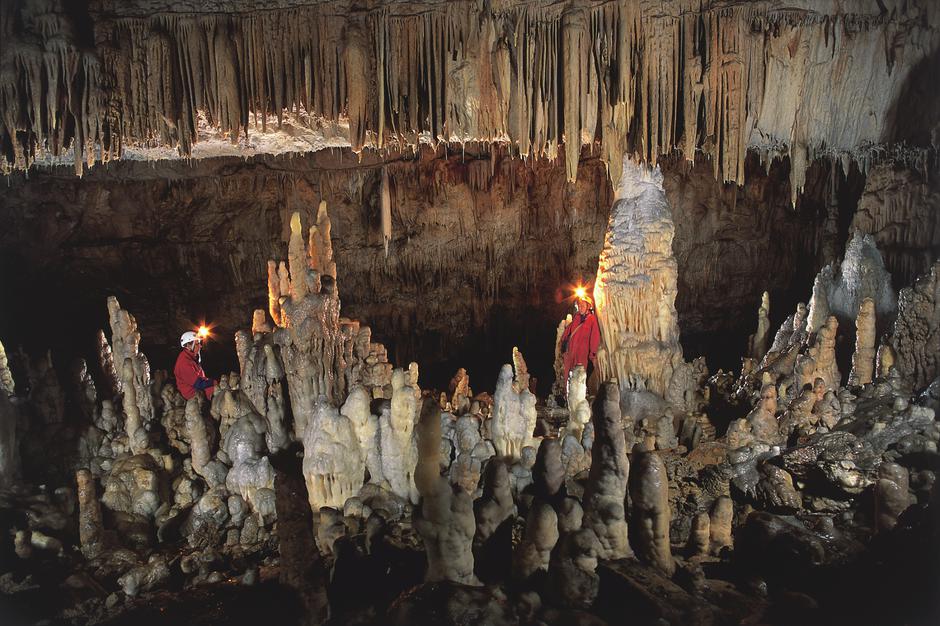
[378,369,419,502]
[270,206,346,424]
[709,496,734,555]
[76,468,105,558]
[121,359,149,455]
[235,330,290,453]
[806,231,896,333]
[102,297,155,430]
[809,316,840,390]
[594,157,686,400]
[849,298,877,386]
[302,397,364,511]
[222,398,276,516]
[565,365,592,444]
[581,382,632,560]
[341,385,383,485]
[490,363,538,460]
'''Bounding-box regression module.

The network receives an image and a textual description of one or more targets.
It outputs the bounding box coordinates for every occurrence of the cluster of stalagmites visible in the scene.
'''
[1,196,938,623]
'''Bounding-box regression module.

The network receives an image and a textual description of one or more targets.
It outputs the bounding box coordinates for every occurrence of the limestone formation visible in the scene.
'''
[341,386,382,485]
[302,398,364,511]
[547,527,601,610]
[748,292,771,360]
[809,316,840,389]
[849,298,877,386]
[890,260,940,391]
[414,398,477,585]
[687,512,710,557]
[594,158,685,398]
[474,460,515,544]
[490,363,538,460]
[581,382,632,560]
[806,232,896,333]
[222,402,276,515]
[76,469,104,558]
[628,446,675,575]
[235,331,290,453]
[565,365,591,443]
[378,369,419,502]
[874,463,912,532]
[553,315,573,399]
[512,347,530,393]
[270,209,346,418]
[102,298,155,431]
[709,496,734,555]
[513,502,559,582]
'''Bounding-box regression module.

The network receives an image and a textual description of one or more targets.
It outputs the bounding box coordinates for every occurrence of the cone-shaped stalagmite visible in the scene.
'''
[582,381,632,560]
[629,444,675,575]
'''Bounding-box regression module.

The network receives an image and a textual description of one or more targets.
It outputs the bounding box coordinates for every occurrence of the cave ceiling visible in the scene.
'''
[2,0,938,201]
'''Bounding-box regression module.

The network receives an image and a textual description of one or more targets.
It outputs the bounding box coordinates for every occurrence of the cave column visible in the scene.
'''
[592,156,685,397]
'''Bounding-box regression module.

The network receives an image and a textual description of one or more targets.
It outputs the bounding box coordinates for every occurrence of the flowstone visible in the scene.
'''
[302,397,364,511]
[594,157,685,398]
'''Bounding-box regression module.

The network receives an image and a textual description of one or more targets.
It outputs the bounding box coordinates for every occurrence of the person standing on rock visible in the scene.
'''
[174,329,216,400]
[560,295,600,389]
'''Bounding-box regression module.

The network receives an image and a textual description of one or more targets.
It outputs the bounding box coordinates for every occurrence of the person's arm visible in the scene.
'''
[193,378,214,390]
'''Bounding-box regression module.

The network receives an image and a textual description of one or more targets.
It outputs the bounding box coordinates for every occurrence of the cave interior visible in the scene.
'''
[1,1,939,625]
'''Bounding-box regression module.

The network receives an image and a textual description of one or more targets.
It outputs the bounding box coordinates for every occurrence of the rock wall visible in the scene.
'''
[4,148,918,391]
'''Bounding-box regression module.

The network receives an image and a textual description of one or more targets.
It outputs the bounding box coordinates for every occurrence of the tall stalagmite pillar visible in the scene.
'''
[593,157,685,397]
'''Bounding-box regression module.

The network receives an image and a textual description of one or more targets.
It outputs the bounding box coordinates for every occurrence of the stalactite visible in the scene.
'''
[2,0,935,195]
[381,166,392,258]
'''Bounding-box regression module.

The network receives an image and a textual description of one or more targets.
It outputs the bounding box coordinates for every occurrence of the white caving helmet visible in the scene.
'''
[180,331,201,347]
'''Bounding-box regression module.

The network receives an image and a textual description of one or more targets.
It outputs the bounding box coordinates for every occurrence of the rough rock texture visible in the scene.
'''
[849,298,877,386]
[628,446,675,575]
[581,382,631,560]
[852,164,940,288]
[889,260,940,391]
[301,398,364,511]
[594,158,685,398]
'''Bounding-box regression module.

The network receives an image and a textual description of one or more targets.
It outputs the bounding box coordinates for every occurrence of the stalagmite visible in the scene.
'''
[874,463,912,532]
[512,502,559,582]
[341,385,382,485]
[849,298,877,386]
[271,209,346,413]
[490,364,538,460]
[379,369,419,502]
[302,397,364,511]
[565,365,591,443]
[474,459,514,544]
[581,382,631,560]
[512,347,530,393]
[748,292,771,360]
[552,315,572,400]
[222,401,276,515]
[709,496,734,555]
[76,469,104,558]
[547,527,601,609]
[594,157,685,398]
[687,512,710,557]
[628,445,675,575]
[806,232,896,333]
[122,359,148,455]
[101,298,154,429]
[809,316,840,390]
[414,398,477,584]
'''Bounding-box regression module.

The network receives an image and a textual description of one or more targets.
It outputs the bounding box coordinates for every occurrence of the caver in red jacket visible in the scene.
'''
[560,307,600,387]
[174,348,215,400]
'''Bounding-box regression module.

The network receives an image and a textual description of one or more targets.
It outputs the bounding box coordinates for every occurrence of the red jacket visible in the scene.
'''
[561,311,600,383]
[174,348,215,400]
